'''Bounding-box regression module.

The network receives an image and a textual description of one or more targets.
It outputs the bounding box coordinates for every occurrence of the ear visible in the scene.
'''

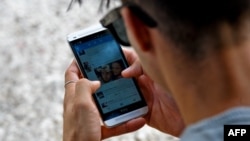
[121,7,152,52]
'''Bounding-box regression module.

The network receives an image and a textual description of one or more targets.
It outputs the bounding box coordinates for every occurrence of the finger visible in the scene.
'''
[122,60,143,78]
[137,75,154,109]
[101,117,146,139]
[65,60,81,84]
[122,47,138,66]
[64,60,81,110]
[73,79,102,140]
[74,79,101,109]
[64,60,80,100]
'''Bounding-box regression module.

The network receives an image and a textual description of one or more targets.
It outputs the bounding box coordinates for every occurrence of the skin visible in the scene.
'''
[63,4,250,141]
[121,7,250,125]
[63,48,184,141]
[64,59,147,141]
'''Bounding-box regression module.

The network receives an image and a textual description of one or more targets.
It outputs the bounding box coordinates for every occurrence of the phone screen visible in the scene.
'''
[69,30,147,122]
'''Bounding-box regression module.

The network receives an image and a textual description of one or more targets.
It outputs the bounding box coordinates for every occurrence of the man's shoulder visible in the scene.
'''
[180,107,250,141]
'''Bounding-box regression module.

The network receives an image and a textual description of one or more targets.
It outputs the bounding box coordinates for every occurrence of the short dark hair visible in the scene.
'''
[128,0,250,58]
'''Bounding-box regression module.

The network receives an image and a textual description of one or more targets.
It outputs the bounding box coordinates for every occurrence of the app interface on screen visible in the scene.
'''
[73,33,142,114]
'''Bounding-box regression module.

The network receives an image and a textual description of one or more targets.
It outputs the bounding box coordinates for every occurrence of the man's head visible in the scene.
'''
[120,0,250,56]
[69,0,250,93]
[120,1,250,124]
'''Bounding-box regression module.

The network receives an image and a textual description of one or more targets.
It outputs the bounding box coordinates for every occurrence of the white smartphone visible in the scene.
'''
[67,24,148,127]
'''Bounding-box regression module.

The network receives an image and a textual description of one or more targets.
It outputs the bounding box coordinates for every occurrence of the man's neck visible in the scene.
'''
[168,21,250,125]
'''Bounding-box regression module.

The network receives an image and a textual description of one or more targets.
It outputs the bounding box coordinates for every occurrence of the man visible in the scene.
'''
[63,0,250,141]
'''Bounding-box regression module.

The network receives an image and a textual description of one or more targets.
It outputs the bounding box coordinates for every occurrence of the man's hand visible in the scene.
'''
[63,60,146,141]
[122,47,185,136]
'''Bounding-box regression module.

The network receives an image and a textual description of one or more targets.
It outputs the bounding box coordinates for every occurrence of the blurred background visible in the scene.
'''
[0,0,178,141]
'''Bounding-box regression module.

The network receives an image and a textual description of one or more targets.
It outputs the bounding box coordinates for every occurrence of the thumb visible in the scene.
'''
[74,79,101,104]
[122,60,143,78]
[89,80,101,92]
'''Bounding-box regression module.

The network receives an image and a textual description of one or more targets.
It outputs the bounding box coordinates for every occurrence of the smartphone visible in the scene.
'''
[67,24,148,127]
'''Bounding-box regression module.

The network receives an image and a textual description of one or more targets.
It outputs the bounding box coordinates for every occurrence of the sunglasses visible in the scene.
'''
[67,0,157,46]
[100,3,157,46]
